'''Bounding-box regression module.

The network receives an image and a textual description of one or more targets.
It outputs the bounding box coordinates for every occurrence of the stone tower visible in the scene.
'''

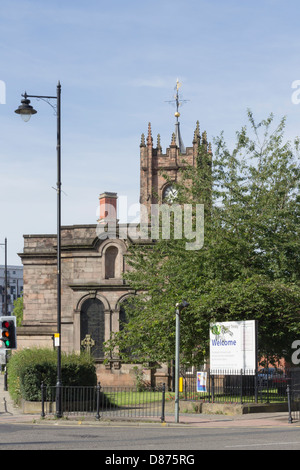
[139,80,212,217]
[139,120,211,214]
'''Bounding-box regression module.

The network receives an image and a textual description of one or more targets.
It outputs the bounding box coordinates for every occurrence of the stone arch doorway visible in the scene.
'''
[80,298,105,358]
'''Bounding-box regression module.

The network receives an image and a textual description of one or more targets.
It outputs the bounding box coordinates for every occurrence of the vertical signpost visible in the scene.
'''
[175,301,189,424]
[0,238,8,390]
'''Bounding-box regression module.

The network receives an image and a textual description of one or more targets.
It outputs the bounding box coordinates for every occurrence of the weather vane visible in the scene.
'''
[165,79,189,122]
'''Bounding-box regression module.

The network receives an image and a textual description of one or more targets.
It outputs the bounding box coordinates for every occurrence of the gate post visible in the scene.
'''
[160,383,166,423]
[254,369,258,403]
[287,385,293,424]
[96,382,101,420]
[211,374,215,403]
[41,382,45,418]
[240,369,243,404]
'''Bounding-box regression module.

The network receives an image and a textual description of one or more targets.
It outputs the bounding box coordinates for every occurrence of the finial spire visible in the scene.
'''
[156,134,162,151]
[140,133,145,147]
[147,122,153,147]
[170,132,177,147]
[202,131,208,151]
[193,120,200,145]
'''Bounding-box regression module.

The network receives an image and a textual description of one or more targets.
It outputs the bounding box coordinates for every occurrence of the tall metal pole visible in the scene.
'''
[3,238,8,391]
[14,82,63,417]
[56,81,62,418]
[0,238,8,315]
[175,306,180,423]
[174,300,189,424]
[4,238,7,316]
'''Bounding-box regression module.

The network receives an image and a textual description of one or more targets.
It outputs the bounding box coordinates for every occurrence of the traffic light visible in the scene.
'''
[0,316,17,350]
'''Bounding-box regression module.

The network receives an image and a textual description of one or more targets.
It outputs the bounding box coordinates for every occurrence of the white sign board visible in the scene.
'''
[209,320,257,374]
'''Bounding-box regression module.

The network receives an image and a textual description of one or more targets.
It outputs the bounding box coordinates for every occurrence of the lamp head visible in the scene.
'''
[176,300,189,311]
[14,94,37,122]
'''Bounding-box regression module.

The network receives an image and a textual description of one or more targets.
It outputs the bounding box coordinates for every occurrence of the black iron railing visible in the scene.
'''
[41,382,166,421]
[40,368,297,420]
[179,368,290,404]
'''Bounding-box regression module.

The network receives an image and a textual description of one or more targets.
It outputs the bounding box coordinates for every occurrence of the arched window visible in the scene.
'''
[80,298,105,358]
[119,301,129,330]
[105,246,118,279]
[119,297,134,357]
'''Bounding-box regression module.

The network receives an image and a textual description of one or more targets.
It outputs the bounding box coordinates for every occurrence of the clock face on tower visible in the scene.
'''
[163,184,178,203]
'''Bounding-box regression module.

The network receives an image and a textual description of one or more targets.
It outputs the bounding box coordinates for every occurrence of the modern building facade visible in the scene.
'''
[0,265,23,315]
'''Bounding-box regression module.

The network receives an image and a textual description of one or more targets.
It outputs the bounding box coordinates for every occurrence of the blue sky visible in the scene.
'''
[1,0,300,265]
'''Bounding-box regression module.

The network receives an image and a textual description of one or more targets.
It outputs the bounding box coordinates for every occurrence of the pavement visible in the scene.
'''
[0,401,296,428]
[0,374,297,428]
[0,409,295,428]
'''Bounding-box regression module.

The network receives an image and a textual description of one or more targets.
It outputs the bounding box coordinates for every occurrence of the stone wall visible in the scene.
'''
[18,224,170,386]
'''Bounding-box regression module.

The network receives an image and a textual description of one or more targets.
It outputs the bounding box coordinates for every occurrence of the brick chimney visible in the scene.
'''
[98,192,118,223]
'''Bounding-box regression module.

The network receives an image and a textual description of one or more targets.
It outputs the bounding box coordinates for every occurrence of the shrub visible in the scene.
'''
[7,348,97,403]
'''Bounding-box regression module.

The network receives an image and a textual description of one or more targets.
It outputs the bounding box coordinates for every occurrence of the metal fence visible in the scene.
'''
[179,368,290,404]
[40,368,298,421]
[41,382,166,421]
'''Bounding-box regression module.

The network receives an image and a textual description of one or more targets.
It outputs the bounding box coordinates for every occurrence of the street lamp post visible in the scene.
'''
[175,300,189,423]
[0,238,8,391]
[0,238,8,316]
[15,81,62,418]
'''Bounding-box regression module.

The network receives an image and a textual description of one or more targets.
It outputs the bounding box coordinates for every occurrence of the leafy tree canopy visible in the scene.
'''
[105,111,300,367]
[13,295,23,327]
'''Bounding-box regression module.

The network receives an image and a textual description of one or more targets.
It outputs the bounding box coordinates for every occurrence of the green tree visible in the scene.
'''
[13,295,23,327]
[105,112,300,366]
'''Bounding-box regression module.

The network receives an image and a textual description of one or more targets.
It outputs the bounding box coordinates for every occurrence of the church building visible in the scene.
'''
[18,87,211,386]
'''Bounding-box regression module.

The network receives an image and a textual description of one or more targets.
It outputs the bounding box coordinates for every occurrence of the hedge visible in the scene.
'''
[7,348,97,403]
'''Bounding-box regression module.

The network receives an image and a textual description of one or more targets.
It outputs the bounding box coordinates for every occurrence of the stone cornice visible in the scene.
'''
[68,282,133,291]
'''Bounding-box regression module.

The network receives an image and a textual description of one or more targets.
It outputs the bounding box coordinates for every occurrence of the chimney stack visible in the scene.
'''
[98,192,118,223]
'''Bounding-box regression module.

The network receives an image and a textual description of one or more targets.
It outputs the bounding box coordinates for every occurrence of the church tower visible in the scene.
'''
[139,80,212,215]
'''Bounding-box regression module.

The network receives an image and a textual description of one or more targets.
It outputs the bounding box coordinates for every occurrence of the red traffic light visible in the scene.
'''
[0,317,17,349]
